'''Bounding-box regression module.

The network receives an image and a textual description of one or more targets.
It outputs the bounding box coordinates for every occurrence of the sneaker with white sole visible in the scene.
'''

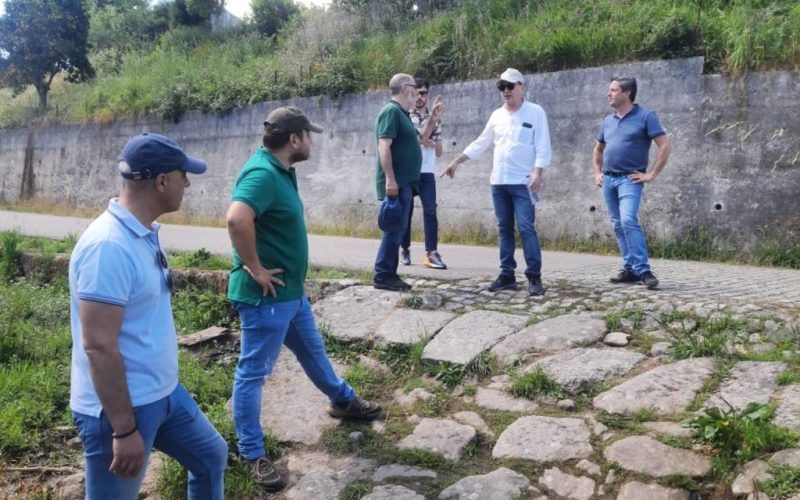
[422,251,447,269]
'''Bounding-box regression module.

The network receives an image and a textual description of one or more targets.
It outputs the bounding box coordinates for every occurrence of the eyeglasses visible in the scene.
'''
[497,82,517,91]
[156,249,174,294]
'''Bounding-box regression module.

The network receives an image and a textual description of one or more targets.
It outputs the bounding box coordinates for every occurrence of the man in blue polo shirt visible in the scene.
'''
[592,76,672,289]
[69,133,227,499]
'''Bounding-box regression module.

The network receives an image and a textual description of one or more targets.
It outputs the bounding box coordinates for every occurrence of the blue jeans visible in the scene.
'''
[402,173,439,252]
[491,184,542,280]
[603,175,650,275]
[232,296,355,460]
[374,185,413,280]
[72,384,227,500]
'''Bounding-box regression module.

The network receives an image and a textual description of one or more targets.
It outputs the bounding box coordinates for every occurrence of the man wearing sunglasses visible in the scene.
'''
[226,107,382,492]
[442,68,552,296]
[400,77,447,270]
[69,133,228,499]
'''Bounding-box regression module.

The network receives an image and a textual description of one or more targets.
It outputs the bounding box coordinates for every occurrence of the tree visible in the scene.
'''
[0,0,94,112]
[251,0,298,37]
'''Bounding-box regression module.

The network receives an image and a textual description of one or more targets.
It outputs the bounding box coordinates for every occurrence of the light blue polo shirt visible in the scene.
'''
[69,199,178,417]
[597,104,666,174]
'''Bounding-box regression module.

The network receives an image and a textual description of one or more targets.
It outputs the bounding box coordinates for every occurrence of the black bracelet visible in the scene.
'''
[112,424,138,439]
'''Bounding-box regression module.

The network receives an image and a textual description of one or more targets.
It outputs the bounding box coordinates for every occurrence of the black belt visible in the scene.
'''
[603,171,643,177]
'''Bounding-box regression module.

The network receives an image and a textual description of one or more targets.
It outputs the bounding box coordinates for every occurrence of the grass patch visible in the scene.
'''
[761,464,800,499]
[668,314,751,360]
[343,363,391,401]
[778,369,800,386]
[510,367,567,400]
[687,358,734,412]
[167,248,232,270]
[171,285,239,334]
[426,352,499,388]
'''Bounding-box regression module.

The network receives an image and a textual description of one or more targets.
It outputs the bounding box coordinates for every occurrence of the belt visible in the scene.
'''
[603,171,643,177]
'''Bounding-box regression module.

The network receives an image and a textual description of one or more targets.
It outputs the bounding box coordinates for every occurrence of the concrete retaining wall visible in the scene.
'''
[1,57,798,246]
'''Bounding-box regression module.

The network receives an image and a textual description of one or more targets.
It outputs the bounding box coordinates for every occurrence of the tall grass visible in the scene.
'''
[1,0,797,128]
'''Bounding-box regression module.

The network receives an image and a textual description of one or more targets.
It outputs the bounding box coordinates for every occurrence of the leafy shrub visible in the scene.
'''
[171,285,238,334]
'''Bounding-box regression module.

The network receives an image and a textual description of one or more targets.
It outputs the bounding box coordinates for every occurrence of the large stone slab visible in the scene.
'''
[438,467,531,500]
[704,361,786,411]
[774,384,800,430]
[492,416,593,461]
[374,309,456,346]
[593,358,715,415]
[617,481,689,500]
[397,418,476,461]
[226,349,343,445]
[422,310,527,366]
[284,451,376,500]
[538,467,595,500]
[604,436,712,477]
[528,348,646,393]
[371,464,437,482]
[490,314,607,364]
[475,387,538,412]
[362,485,425,500]
[313,285,405,341]
[731,460,772,495]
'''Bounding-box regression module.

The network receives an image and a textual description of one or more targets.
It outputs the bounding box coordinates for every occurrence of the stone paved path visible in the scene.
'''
[10,210,800,499]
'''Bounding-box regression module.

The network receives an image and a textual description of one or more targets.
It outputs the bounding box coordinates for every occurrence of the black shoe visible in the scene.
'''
[246,456,285,492]
[400,248,411,266]
[329,396,382,420]
[528,277,545,296]
[609,268,638,284]
[373,275,412,292]
[640,271,659,290]
[488,274,517,292]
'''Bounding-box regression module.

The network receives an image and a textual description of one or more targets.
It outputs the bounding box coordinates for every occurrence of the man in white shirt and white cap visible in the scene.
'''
[442,68,552,296]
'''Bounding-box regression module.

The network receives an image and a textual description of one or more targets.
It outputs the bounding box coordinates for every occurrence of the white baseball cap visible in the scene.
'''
[498,68,524,85]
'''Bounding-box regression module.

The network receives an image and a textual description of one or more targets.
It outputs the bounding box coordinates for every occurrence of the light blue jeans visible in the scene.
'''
[232,296,355,460]
[603,175,651,276]
[72,383,227,500]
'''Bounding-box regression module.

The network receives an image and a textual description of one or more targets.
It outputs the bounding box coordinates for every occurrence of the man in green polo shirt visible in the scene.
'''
[226,107,381,492]
[373,73,439,292]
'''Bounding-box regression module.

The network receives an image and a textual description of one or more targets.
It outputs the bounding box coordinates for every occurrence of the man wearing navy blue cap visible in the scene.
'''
[69,133,227,499]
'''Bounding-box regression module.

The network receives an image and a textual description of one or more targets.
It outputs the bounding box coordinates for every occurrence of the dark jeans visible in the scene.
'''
[402,173,439,252]
[374,185,413,280]
[491,184,542,280]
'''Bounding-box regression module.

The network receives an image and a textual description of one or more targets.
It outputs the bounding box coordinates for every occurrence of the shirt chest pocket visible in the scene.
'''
[514,122,534,145]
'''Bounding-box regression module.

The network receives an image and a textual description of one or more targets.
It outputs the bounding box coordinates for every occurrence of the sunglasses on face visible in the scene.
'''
[156,249,174,293]
[497,82,517,92]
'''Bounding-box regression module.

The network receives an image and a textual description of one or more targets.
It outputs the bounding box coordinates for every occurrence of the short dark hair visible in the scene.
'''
[611,76,637,102]
[262,124,295,150]
[415,77,429,92]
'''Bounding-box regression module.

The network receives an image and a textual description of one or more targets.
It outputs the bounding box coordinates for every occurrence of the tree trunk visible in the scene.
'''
[36,86,47,113]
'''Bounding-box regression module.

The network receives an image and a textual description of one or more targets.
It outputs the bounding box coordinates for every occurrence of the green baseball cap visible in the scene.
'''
[263,106,324,134]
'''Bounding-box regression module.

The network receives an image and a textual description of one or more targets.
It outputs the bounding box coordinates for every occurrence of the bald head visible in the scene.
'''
[389,73,414,96]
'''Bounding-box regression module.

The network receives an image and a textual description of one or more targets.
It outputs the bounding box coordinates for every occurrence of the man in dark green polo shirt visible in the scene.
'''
[373,72,434,292]
[226,107,381,492]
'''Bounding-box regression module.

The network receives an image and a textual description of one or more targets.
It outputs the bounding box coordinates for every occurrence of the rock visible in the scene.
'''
[475,387,538,412]
[617,481,689,500]
[576,459,602,477]
[284,451,376,500]
[374,309,456,347]
[362,484,425,500]
[225,348,343,445]
[452,411,494,437]
[770,448,800,467]
[490,314,607,365]
[313,286,405,341]
[394,387,435,408]
[49,472,84,500]
[177,325,233,348]
[140,452,164,498]
[422,310,527,365]
[438,467,530,500]
[604,331,630,347]
[397,418,476,461]
[593,357,715,415]
[731,460,772,495]
[651,341,672,357]
[529,348,646,393]
[774,385,800,430]
[357,354,389,374]
[421,293,444,310]
[557,399,576,411]
[538,467,595,500]
[348,431,364,442]
[604,435,712,477]
[493,416,593,461]
[371,464,438,482]
[703,361,786,411]
[643,421,693,438]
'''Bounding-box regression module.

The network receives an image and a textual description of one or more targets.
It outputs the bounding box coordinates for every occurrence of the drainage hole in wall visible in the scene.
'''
[714,203,723,211]
[589,206,596,212]
[451,141,457,147]
[362,149,366,154]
